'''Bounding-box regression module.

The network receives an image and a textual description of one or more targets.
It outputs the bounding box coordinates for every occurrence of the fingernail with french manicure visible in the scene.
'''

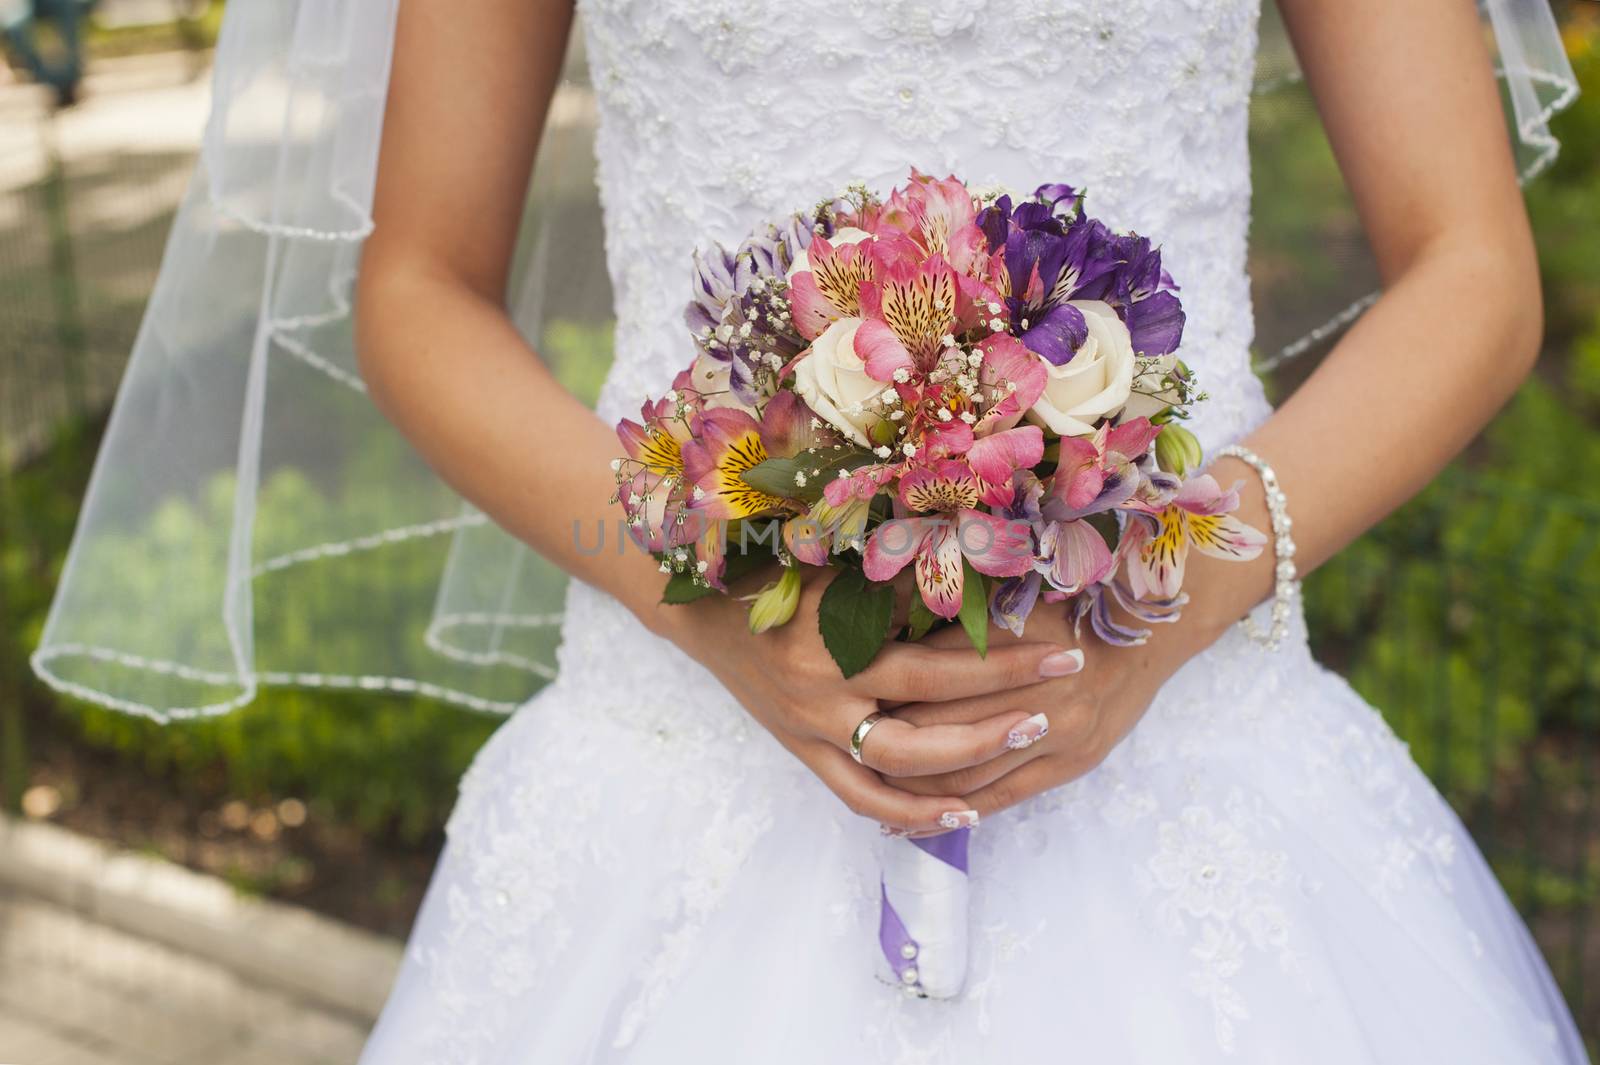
[1039,648,1085,677]
[1006,712,1050,750]
[879,823,910,838]
[938,809,980,830]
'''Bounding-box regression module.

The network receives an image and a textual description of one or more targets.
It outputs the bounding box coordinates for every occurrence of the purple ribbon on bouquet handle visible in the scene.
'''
[878,827,970,997]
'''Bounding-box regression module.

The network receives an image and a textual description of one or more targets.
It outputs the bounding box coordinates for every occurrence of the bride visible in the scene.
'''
[39,0,1569,1058]
[342,0,1589,1060]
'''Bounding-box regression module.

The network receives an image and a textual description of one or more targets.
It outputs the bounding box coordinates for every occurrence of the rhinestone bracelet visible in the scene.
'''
[1213,443,1299,651]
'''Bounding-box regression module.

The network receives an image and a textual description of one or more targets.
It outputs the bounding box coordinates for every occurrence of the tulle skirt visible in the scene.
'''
[357,588,1588,1064]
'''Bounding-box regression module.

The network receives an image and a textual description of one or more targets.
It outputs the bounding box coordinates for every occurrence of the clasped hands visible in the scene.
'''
[662,567,1210,837]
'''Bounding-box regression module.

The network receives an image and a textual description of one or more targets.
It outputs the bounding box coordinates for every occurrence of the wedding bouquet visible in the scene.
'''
[612,171,1265,997]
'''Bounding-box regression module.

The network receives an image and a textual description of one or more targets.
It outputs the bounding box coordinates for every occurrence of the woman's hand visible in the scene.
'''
[883,577,1239,827]
[652,569,1086,836]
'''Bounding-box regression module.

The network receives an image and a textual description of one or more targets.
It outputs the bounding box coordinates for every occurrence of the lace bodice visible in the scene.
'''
[580,0,1268,452]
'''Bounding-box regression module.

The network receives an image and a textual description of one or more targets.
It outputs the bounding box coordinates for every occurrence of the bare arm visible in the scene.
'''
[353,0,675,623]
[354,2,1076,831]
[884,0,1544,816]
[1189,0,1541,628]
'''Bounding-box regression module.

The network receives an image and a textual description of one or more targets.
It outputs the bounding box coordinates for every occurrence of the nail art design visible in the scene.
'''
[1039,648,1086,677]
[938,809,980,831]
[1006,712,1050,750]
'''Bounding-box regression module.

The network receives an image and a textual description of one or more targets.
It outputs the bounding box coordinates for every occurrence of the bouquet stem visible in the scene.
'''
[877,827,970,998]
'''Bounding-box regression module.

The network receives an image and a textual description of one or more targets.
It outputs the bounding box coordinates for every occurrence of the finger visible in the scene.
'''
[960,757,1064,821]
[890,667,1085,727]
[849,640,1083,704]
[852,708,1046,778]
[811,744,977,833]
[891,691,1017,728]
[887,744,1037,798]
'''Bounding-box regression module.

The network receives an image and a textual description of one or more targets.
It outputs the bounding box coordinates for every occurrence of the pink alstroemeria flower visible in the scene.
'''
[615,390,701,553]
[1025,417,1163,595]
[788,233,875,340]
[676,396,839,586]
[1037,515,1115,597]
[862,460,1034,618]
[1122,473,1268,600]
[616,392,694,479]
[619,469,694,554]
[973,334,1048,435]
[1044,416,1163,521]
[681,407,790,522]
[852,248,961,380]
[760,389,842,459]
[822,462,898,508]
[966,426,1044,506]
[877,169,990,275]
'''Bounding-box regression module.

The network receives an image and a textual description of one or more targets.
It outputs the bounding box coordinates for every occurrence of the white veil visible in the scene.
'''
[29,0,1579,722]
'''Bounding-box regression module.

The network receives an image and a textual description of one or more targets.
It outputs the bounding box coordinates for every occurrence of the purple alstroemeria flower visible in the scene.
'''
[976,193,1012,251]
[991,570,1043,637]
[1091,231,1186,358]
[1033,181,1080,213]
[683,214,816,404]
[1070,583,1146,647]
[735,213,811,289]
[979,187,1187,364]
[1124,448,1184,512]
[994,207,1115,366]
[685,244,738,337]
[994,469,1046,524]
[987,471,1046,635]
[1003,226,1087,365]
[1069,578,1188,647]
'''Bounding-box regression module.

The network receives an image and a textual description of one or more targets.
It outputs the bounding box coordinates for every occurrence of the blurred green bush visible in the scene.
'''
[7,319,613,841]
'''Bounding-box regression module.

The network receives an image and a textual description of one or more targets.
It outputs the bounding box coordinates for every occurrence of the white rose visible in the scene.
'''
[791,317,884,447]
[1025,300,1136,438]
[786,226,873,280]
[1121,352,1184,421]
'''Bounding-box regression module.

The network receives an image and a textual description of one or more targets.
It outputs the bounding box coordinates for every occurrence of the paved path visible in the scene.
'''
[0,887,373,1065]
[0,815,402,1065]
[0,46,210,195]
[1,46,211,468]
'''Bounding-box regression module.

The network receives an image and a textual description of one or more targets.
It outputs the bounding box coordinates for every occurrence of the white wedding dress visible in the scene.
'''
[358,1,1589,1061]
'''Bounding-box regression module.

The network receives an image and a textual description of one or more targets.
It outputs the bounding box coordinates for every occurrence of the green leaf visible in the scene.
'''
[905,593,939,642]
[660,569,713,604]
[956,562,990,658]
[741,447,875,503]
[817,567,897,678]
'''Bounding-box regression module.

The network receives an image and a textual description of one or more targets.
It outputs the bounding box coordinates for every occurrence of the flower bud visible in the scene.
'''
[748,565,803,634]
[1155,423,1203,476]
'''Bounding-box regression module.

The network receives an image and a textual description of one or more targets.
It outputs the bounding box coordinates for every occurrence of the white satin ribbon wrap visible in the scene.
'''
[880,834,970,998]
